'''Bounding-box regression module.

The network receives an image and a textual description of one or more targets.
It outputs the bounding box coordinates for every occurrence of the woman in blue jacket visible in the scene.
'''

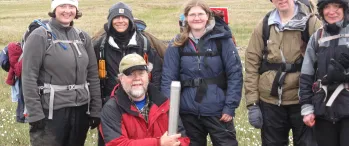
[161,0,243,145]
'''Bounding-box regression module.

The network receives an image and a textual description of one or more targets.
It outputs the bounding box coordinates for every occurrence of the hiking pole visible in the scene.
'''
[168,81,181,136]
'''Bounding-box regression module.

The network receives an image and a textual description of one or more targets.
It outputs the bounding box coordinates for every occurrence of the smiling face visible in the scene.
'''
[186,6,209,32]
[271,0,295,13]
[55,4,76,26]
[323,3,345,24]
[119,70,149,101]
[112,15,130,33]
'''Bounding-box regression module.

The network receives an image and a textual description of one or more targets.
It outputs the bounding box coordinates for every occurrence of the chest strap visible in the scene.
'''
[39,82,90,119]
[180,72,227,103]
[318,33,349,44]
[260,53,302,105]
[52,40,84,57]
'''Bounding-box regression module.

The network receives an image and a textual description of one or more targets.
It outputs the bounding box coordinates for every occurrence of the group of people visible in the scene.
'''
[17,0,349,146]
[246,0,349,146]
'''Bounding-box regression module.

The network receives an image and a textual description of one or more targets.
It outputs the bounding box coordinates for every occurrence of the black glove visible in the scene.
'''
[29,119,45,132]
[89,117,101,129]
[247,105,263,129]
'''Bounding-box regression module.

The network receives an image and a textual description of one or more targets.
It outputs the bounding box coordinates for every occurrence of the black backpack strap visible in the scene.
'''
[301,15,312,43]
[215,39,222,55]
[139,32,148,53]
[99,35,107,60]
[262,11,272,50]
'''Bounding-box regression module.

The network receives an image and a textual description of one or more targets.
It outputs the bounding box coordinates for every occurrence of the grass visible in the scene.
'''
[0,0,296,146]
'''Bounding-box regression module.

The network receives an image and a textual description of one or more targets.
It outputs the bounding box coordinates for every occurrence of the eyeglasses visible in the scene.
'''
[187,13,207,19]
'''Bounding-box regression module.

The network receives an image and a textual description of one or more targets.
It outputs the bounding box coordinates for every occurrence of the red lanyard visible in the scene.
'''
[189,39,198,53]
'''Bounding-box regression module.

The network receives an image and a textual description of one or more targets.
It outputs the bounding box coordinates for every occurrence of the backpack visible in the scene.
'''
[0,46,10,72]
[0,19,50,73]
[19,19,86,61]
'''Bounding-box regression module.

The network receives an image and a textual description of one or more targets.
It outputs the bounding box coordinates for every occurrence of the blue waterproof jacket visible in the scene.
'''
[161,18,243,117]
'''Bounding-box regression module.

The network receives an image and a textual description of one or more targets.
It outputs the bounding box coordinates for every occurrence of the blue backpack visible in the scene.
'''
[0,46,10,72]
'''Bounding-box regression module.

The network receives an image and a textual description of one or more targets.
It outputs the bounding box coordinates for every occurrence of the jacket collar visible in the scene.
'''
[108,31,138,49]
[268,1,311,31]
[115,83,168,116]
[49,18,74,31]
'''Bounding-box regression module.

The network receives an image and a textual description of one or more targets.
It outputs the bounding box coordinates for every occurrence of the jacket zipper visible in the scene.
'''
[66,29,79,106]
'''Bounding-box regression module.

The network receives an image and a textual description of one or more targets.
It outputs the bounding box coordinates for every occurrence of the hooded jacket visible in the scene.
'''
[93,3,162,98]
[300,20,349,121]
[161,17,243,117]
[22,18,101,122]
[245,1,321,106]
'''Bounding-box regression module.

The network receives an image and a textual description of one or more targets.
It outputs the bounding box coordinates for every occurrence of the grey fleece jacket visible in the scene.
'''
[22,18,101,123]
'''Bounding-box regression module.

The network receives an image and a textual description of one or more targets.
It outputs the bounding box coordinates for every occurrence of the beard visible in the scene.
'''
[121,81,148,100]
[128,86,147,99]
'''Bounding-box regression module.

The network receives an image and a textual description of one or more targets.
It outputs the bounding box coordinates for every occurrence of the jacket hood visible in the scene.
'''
[107,2,135,32]
[204,15,232,40]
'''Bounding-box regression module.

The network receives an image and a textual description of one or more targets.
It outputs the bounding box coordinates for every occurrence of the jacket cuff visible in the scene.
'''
[222,106,235,117]
[301,104,314,116]
[28,114,45,123]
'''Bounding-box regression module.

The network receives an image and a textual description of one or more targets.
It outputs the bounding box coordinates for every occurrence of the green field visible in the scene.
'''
[0,0,283,146]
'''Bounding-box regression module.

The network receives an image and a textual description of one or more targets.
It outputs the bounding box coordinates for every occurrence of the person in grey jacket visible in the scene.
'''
[22,0,101,145]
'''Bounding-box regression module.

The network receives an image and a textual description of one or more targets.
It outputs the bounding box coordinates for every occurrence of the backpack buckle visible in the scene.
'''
[67,85,75,90]
[193,78,202,87]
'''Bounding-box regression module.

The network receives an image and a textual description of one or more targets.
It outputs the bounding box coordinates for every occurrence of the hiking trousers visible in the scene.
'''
[260,101,317,146]
[314,117,349,146]
[180,114,238,146]
[29,104,90,146]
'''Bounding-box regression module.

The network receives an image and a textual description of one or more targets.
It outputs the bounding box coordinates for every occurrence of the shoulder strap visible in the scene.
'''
[99,35,107,60]
[301,17,311,43]
[19,21,53,62]
[314,28,323,54]
[74,27,86,43]
[140,32,149,53]
[262,11,272,49]
[262,11,272,60]
[215,39,222,54]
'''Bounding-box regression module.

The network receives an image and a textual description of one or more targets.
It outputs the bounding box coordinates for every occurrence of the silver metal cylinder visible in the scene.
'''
[168,81,181,135]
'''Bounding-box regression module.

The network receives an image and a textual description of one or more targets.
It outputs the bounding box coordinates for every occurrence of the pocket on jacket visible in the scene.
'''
[312,90,326,116]
[258,71,274,98]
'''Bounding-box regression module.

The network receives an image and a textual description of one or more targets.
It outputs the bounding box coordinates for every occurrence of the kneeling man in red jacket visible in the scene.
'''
[100,54,190,146]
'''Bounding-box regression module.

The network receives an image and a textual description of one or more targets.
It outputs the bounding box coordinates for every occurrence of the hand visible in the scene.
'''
[29,119,45,128]
[89,117,101,129]
[29,119,45,132]
[247,105,263,129]
[160,131,181,146]
[303,113,315,127]
[220,114,233,122]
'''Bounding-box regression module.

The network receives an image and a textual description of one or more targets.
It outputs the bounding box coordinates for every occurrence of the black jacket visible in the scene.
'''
[93,25,162,98]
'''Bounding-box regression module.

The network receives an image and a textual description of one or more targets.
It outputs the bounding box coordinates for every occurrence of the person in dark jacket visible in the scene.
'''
[92,2,162,102]
[300,0,349,145]
[100,54,190,146]
[92,2,163,145]
[161,0,243,145]
[22,0,101,145]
